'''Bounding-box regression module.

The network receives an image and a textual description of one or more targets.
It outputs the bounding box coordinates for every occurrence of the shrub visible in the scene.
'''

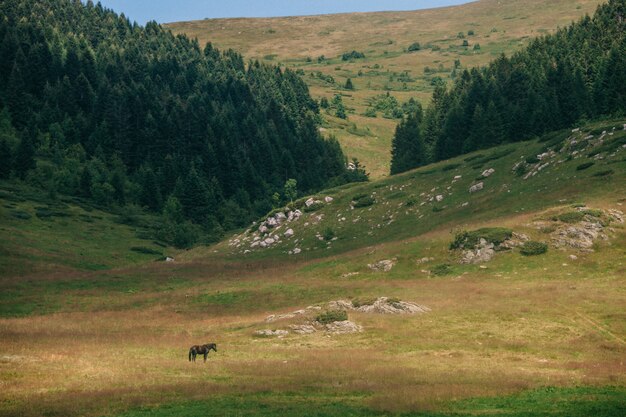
[520,241,548,256]
[352,194,375,208]
[316,310,348,324]
[431,264,453,276]
[341,50,365,61]
[131,246,163,256]
[581,209,603,218]
[303,201,324,213]
[576,162,595,171]
[407,42,421,52]
[525,155,540,164]
[592,169,614,177]
[10,210,31,220]
[441,163,461,172]
[558,211,584,223]
[450,227,513,249]
[322,227,336,241]
[405,196,418,207]
[352,298,377,308]
[432,206,444,213]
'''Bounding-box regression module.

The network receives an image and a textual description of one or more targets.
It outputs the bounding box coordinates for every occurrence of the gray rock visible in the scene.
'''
[305,198,316,207]
[324,196,334,203]
[325,320,362,334]
[469,182,484,193]
[254,329,289,337]
[481,168,495,177]
[284,228,294,238]
[289,324,317,334]
[368,259,396,272]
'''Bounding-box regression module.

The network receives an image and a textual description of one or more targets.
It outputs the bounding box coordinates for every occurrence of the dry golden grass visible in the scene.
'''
[167,0,603,178]
[1,219,624,416]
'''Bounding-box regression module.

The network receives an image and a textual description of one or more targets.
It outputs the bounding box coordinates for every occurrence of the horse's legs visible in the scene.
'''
[204,352,208,362]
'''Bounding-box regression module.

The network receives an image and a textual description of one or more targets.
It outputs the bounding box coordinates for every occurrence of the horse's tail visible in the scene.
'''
[188,348,192,362]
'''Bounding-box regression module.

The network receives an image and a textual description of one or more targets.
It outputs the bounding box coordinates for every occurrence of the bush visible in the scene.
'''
[558,211,584,223]
[592,169,614,177]
[576,162,595,171]
[303,201,324,213]
[316,310,348,324]
[322,227,336,241]
[525,155,540,164]
[407,42,421,52]
[352,298,377,308]
[520,241,548,256]
[130,246,163,256]
[341,50,365,61]
[10,210,31,220]
[441,163,462,172]
[352,193,375,208]
[450,227,513,249]
[431,264,453,276]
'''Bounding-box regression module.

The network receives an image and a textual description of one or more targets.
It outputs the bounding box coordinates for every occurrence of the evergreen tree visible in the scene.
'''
[14,130,36,179]
[390,109,426,175]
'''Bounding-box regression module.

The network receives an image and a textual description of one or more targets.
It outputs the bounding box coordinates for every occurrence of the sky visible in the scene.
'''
[93,0,473,24]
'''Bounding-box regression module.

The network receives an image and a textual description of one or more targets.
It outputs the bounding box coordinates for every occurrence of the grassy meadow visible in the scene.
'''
[167,0,603,178]
[1,120,625,416]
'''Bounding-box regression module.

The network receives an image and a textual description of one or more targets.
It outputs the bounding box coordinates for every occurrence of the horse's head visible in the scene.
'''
[208,343,217,352]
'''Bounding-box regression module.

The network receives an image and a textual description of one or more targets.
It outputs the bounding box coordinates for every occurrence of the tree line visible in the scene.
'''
[0,0,366,246]
[391,0,626,175]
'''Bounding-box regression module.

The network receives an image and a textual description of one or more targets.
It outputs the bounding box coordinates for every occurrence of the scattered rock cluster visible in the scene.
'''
[534,207,623,252]
[512,126,625,180]
[255,297,429,337]
[459,232,529,264]
[367,259,397,272]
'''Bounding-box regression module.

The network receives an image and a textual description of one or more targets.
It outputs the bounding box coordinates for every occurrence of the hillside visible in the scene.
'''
[1,0,625,416]
[167,0,603,177]
[1,121,624,416]
[0,0,354,250]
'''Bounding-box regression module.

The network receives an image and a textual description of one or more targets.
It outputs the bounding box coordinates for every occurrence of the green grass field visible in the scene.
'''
[1,120,624,416]
[167,0,603,177]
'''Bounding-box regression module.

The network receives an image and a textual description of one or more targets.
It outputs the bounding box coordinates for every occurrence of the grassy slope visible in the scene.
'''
[167,0,603,178]
[0,122,624,416]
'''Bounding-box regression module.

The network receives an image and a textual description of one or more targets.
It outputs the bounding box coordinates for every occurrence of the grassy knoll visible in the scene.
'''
[167,0,603,177]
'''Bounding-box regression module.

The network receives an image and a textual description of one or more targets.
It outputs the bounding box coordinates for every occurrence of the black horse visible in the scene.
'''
[188,343,217,362]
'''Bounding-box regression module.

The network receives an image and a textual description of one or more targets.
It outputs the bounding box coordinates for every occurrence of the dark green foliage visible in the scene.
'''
[316,310,348,324]
[303,201,324,213]
[441,163,462,172]
[407,42,421,52]
[322,227,336,241]
[431,264,453,276]
[130,246,163,256]
[390,0,626,174]
[558,211,585,223]
[576,162,595,170]
[344,78,354,90]
[341,50,365,61]
[390,108,426,175]
[351,298,377,308]
[592,169,615,177]
[588,135,626,157]
[0,0,355,244]
[520,241,548,256]
[14,133,35,179]
[10,210,31,219]
[352,194,375,208]
[450,228,513,250]
[0,139,11,178]
[525,155,540,164]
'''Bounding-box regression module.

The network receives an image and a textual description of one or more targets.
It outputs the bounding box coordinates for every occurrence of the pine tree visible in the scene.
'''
[14,130,36,179]
[390,110,426,175]
[0,139,11,178]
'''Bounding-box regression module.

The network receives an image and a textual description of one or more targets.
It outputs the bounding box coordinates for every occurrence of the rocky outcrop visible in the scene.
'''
[324,320,362,334]
[460,238,496,264]
[328,297,430,315]
[254,329,289,337]
[368,259,396,272]
[469,182,484,193]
